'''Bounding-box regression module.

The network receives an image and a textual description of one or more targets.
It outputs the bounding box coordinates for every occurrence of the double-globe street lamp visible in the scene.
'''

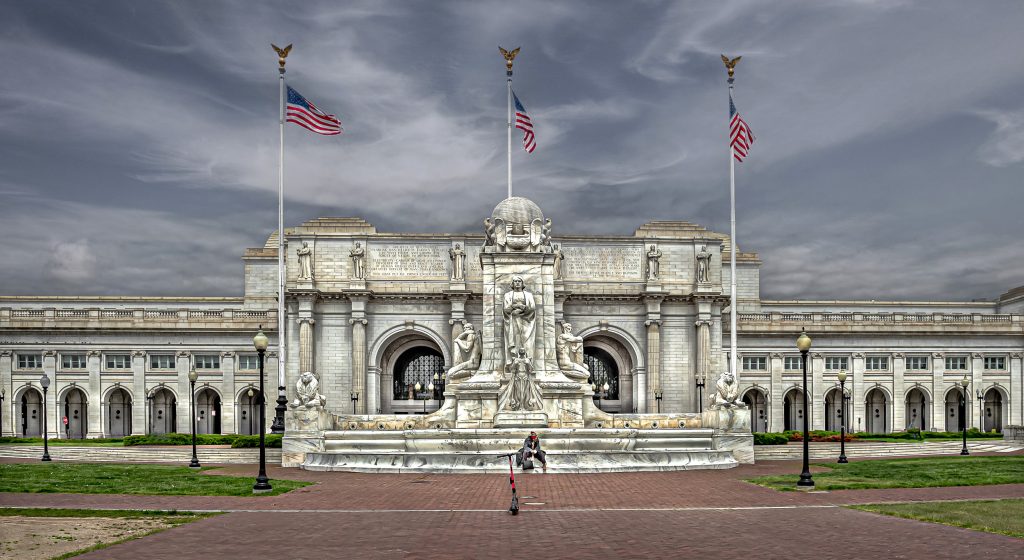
[188,367,200,469]
[796,330,814,489]
[253,327,273,493]
[837,370,848,464]
[959,374,970,456]
[40,373,51,462]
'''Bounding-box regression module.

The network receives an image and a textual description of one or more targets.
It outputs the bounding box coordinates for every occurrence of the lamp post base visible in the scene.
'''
[796,475,815,490]
[253,476,273,494]
[189,459,202,469]
[271,388,287,434]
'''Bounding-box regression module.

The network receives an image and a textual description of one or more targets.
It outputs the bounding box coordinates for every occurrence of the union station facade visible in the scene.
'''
[2,212,1021,439]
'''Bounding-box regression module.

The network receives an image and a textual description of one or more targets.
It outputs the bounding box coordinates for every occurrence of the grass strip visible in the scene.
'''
[748,456,1024,491]
[0,463,310,496]
[850,499,1024,539]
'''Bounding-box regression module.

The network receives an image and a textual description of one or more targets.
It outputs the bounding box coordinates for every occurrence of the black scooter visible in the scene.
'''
[497,452,519,515]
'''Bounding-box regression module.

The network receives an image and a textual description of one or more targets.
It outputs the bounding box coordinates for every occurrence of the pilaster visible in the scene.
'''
[931,352,945,432]
[851,353,865,433]
[971,353,984,430]
[810,353,824,431]
[43,351,57,438]
[0,351,11,436]
[769,353,784,432]
[220,352,236,434]
[176,351,191,434]
[892,353,906,431]
[1011,353,1023,426]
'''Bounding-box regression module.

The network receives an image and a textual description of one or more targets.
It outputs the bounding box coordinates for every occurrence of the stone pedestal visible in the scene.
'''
[492,412,548,428]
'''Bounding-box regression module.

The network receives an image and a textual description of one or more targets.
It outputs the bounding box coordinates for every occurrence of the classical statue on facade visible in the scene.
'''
[449,243,466,281]
[498,349,543,412]
[291,371,326,409]
[541,218,553,246]
[483,218,496,247]
[647,244,662,280]
[350,242,365,279]
[502,275,537,366]
[555,322,591,381]
[447,323,481,380]
[696,245,711,283]
[552,244,564,279]
[297,241,314,280]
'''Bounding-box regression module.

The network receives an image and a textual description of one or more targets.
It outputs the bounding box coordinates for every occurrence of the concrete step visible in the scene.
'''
[753,441,1021,461]
[0,445,282,464]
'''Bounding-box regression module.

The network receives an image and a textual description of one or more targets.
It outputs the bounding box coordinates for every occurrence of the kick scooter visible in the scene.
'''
[497,452,519,515]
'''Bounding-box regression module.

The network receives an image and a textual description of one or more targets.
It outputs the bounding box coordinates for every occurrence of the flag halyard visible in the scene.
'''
[286,86,342,135]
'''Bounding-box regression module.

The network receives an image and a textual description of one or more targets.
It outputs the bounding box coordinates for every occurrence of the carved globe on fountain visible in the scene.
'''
[488,196,550,252]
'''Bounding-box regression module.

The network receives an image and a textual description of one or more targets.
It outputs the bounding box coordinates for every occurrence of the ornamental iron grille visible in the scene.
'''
[584,347,619,400]
[393,348,445,401]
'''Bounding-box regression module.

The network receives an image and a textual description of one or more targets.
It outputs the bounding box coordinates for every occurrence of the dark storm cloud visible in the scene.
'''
[1,0,1022,300]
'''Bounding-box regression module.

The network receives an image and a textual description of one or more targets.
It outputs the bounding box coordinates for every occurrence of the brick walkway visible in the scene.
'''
[3,458,1022,558]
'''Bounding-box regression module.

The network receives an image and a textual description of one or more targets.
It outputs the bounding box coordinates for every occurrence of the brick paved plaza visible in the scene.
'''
[3,457,1022,559]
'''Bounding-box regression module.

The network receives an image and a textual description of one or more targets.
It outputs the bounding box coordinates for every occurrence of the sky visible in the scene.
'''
[1,0,1023,301]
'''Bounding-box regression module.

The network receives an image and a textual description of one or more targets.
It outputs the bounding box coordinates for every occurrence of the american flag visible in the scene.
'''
[729,91,754,162]
[286,86,342,136]
[513,91,536,153]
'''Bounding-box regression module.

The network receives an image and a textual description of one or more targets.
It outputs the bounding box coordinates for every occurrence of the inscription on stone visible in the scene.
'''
[563,246,643,280]
[368,245,448,278]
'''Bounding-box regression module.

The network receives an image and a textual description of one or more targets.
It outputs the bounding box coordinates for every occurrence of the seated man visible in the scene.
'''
[516,431,548,471]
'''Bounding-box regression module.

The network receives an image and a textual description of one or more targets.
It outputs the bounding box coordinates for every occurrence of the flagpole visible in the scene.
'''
[727,65,738,384]
[500,47,519,200]
[271,44,292,434]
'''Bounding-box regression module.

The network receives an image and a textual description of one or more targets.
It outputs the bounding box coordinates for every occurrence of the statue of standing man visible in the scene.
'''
[647,244,662,280]
[449,243,466,281]
[696,245,711,283]
[297,241,314,280]
[502,275,537,367]
[350,242,365,279]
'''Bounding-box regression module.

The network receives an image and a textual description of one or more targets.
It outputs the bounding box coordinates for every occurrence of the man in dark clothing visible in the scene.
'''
[516,431,547,470]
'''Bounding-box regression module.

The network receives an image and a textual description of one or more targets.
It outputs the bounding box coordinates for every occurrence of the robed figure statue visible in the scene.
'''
[502,275,537,367]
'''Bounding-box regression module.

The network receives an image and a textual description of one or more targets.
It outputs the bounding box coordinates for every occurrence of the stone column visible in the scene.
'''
[350,317,368,415]
[43,351,57,438]
[0,351,12,436]
[694,320,711,410]
[851,353,865,433]
[769,353,784,432]
[298,318,315,374]
[810,353,824,431]
[644,319,661,413]
[620,368,633,413]
[220,352,236,434]
[1011,353,1023,426]
[91,351,108,437]
[176,352,191,435]
[892,353,906,431]
[380,369,394,414]
[931,352,945,432]
[971,353,984,430]
[366,365,382,414]
[265,352,279,429]
[634,367,647,414]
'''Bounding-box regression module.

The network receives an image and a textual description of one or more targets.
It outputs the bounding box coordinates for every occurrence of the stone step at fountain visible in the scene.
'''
[301,428,738,473]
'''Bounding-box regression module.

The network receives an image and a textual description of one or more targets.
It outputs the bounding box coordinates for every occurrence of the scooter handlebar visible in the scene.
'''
[496,452,516,458]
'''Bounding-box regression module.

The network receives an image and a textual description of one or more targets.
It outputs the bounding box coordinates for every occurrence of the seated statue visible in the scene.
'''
[708,371,745,410]
[447,323,482,380]
[555,322,591,381]
[291,371,326,409]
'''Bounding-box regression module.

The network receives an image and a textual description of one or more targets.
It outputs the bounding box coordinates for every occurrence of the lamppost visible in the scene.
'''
[188,367,200,469]
[960,374,970,456]
[976,388,984,432]
[696,374,706,413]
[350,391,359,415]
[253,328,273,493]
[414,382,424,414]
[796,329,814,489]
[592,383,601,410]
[247,387,256,435]
[40,374,51,462]
[837,370,848,464]
[654,390,663,414]
[427,382,435,413]
[1,388,5,437]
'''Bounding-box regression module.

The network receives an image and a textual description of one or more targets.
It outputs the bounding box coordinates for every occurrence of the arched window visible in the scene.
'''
[393,348,445,402]
[584,347,619,401]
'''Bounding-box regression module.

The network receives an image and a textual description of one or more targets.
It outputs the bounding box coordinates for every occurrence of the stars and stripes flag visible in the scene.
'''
[513,91,536,153]
[729,91,754,162]
[286,85,342,135]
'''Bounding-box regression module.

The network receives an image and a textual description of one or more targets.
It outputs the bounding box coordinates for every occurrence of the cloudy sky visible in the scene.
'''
[2,1,1023,301]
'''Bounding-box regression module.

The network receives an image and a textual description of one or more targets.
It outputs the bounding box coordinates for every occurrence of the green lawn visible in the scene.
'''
[852,499,1024,539]
[749,456,1024,491]
[0,463,310,496]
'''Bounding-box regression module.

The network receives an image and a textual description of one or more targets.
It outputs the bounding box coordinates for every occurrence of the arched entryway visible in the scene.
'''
[61,387,88,439]
[195,388,222,434]
[149,388,176,435]
[107,388,132,437]
[237,387,260,435]
[824,388,848,432]
[390,347,445,414]
[19,388,43,437]
[783,388,805,432]
[741,388,768,432]
[579,327,641,414]
[584,347,620,412]
[944,388,967,433]
[864,388,888,433]
[983,388,1004,433]
[905,388,928,431]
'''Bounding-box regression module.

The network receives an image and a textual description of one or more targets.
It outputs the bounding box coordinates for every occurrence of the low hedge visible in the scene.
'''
[230,434,283,448]
[0,436,125,444]
[753,432,789,445]
[124,434,242,446]
[759,429,1002,445]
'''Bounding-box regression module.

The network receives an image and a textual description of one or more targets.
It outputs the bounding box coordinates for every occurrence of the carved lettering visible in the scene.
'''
[562,246,644,281]
[368,245,448,278]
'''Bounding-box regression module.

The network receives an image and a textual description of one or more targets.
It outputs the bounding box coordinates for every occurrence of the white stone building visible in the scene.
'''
[2,209,1021,438]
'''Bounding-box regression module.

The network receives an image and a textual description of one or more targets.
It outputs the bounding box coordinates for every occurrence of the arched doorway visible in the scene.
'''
[945,388,966,433]
[195,388,222,435]
[983,388,1003,433]
[107,388,132,437]
[584,347,620,412]
[391,347,445,414]
[864,388,888,433]
[824,388,847,432]
[150,388,176,435]
[742,388,768,432]
[905,388,928,431]
[19,388,43,437]
[783,389,805,432]
[580,330,637,413]
[237,387,259,435]
[62,387,88,439]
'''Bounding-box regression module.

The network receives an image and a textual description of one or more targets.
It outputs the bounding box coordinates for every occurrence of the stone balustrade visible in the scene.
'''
[0,306,276,330]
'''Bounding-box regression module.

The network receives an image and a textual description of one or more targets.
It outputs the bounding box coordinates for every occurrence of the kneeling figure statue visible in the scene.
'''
[291,371,327,409]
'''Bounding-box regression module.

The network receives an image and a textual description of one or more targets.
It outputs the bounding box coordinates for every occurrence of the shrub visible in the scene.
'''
[230,434,282,448]
[753,432,789,445]
[123,434,243,446]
